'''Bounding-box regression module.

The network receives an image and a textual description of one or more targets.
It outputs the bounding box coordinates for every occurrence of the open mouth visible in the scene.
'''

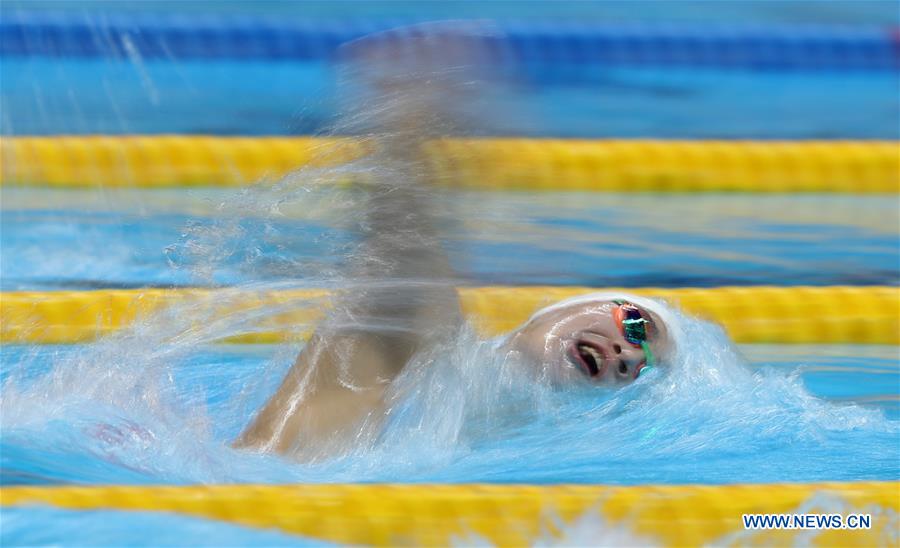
[569,340,606,378]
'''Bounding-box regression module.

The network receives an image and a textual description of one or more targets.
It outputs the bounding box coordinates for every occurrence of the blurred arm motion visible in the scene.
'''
[235,28,483,456]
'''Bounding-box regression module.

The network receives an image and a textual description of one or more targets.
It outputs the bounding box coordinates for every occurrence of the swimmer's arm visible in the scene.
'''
[235,166,461,456]
[235,33,474,456]
[233,333,396,454]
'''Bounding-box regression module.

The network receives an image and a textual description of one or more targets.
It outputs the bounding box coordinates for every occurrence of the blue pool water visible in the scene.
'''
[3,3,898,138]
[2,337,898,486]
[4,58,899,138]
[3,189,898,290]
[5,0,897,25]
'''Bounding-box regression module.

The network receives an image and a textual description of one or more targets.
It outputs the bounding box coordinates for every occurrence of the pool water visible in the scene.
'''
[3,189,897,290]
[5,59,898,138]
[2,330,898,487]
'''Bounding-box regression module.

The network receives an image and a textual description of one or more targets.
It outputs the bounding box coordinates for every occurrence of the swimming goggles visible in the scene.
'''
[613,300,655,375]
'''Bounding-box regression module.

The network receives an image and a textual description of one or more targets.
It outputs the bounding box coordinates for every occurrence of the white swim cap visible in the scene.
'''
[525,291,685,357]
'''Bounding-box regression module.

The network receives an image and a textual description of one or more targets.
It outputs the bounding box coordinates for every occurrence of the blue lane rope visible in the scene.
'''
[2,11,898,71]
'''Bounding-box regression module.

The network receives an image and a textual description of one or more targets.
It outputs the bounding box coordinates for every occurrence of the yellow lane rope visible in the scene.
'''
[2,286,897,344]
[2,482,896,546]
[2,136,897,192]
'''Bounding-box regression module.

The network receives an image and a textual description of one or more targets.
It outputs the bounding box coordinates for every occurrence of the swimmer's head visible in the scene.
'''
[500,293,680,385]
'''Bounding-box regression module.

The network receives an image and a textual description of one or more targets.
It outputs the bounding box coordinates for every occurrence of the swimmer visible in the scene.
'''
[233,263,673,457]
[234,26,673,457]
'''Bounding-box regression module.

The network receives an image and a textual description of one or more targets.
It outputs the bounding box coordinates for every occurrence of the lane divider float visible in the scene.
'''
[2,482,896,546]
[2,285,897,344]
[2,136,897,192]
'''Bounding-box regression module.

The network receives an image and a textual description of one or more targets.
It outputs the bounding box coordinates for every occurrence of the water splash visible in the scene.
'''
[2,303,896,485]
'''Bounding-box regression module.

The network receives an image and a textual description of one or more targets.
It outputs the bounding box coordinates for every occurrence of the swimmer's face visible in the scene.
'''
[502,300,670,384]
